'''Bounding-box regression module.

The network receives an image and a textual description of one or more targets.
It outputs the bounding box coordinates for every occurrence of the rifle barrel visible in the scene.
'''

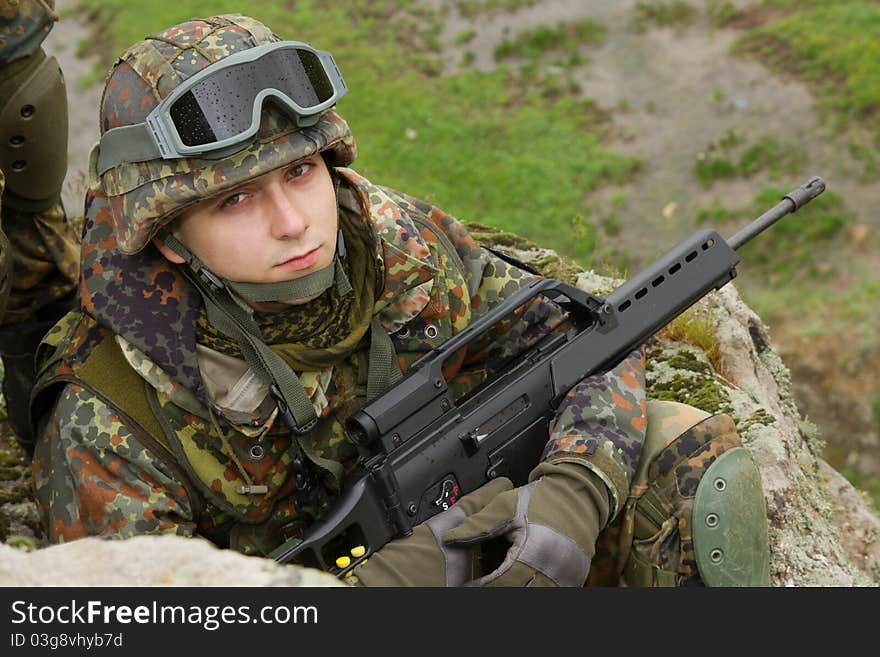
[727,176,825,251]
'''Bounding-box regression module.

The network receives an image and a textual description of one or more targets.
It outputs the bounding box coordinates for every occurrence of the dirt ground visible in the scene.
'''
[44,0,102,215]
[433,0,880,479]
[43,0,880,480]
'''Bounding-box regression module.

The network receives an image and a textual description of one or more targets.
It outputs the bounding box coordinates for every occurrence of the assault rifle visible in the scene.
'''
[269,176,826,576]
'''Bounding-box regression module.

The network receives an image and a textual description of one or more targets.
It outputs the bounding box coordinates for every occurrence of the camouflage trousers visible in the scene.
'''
[1,169,80,452]
[0,196,79,325]
[586,399,723,587]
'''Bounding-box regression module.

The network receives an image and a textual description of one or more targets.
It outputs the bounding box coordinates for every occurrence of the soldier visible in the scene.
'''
[29,14,769,586]
[0,0,80,450]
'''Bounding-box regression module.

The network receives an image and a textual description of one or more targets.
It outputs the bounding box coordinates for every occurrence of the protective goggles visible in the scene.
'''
[97,41,347,174]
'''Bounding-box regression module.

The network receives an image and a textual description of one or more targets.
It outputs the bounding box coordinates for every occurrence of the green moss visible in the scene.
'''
[0,482,32,505]
[648,373,733,413]
[529,254,584,284]
[464,222,540,251]
[739,408,777,432]
[664,350,713,376]
[0,466,25,481]
[4,535,36,552]
[797,416,826,456]
[658,306,722,372]
[647,345,733,415]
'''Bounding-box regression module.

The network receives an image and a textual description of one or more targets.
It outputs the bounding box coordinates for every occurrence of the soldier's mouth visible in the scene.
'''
[275,248,320,271]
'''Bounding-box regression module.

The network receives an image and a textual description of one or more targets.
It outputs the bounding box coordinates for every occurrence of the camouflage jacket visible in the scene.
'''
[31,167,647,556]
[0,0,57,65]
[1,0,78,325]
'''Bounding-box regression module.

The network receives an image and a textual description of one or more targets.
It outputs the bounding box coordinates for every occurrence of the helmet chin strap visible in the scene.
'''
[157,228,352,308]
[155,227,353,491]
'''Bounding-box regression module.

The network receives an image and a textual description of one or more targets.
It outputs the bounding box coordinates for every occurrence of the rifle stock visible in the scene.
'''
[268,176,825,576]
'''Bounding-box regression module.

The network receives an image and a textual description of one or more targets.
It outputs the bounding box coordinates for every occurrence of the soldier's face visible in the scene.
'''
[158,155,339,301]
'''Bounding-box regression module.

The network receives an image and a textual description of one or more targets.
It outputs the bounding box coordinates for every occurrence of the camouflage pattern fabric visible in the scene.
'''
[97,15,356,255]
[0,198,78,324]
[0,0,77,325]
[585,401,743,587]
[0,0,57,65]
[32,167,649,557]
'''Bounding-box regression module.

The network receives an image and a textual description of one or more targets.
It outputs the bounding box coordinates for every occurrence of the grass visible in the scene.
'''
[694,132,806,186]
[659,305,723,373]
[849,141,880,181]
[694,199,738,224]
[635,1,698,28]
[455,30,476,46]
[705,0,743,27]
[720,187,852,276]
[494,19,605,61]
[695,155,738,186]
[72,0,638,266]
[734,1,880,135]
[456,0,539,19]
[693,185,865,333]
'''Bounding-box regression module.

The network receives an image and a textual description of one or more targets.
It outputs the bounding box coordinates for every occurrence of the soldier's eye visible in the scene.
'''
[287,162,313,180]
[220,192,248,208]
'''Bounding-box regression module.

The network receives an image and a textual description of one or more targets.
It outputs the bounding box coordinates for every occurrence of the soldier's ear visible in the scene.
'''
[152,236,186,264]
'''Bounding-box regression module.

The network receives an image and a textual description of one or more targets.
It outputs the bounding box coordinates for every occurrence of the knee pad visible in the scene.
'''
[621,401,770,586]
[692,447,771,586]
[0,47,68,210]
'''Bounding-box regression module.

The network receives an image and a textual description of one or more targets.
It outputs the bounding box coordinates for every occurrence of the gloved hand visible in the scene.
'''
[349,476,514,587]
[442,459,611,587]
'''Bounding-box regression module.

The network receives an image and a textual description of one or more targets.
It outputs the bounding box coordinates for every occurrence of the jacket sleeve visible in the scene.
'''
[465,248,647,518]
[382,187,646,519]
[32,383,197,542]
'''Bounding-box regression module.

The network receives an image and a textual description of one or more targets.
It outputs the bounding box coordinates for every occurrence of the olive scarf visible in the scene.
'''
[195,205,382,373]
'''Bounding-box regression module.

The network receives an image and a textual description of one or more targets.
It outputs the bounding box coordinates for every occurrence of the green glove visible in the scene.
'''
[442,460,611,587]
[349,476,514,587]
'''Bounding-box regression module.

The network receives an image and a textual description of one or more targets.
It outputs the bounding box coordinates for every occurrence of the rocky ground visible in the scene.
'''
[1,0,877,585]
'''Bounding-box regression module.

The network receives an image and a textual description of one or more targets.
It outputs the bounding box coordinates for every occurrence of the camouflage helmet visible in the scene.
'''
[94,14,357,255]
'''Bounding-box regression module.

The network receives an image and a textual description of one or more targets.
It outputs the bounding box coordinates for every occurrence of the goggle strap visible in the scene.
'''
[97,123,162,175]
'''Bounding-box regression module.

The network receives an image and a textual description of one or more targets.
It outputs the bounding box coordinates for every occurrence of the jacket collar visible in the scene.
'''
[79,167,440,402]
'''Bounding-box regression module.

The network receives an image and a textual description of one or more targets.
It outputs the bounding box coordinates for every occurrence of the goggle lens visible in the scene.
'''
[168,48,337,147]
